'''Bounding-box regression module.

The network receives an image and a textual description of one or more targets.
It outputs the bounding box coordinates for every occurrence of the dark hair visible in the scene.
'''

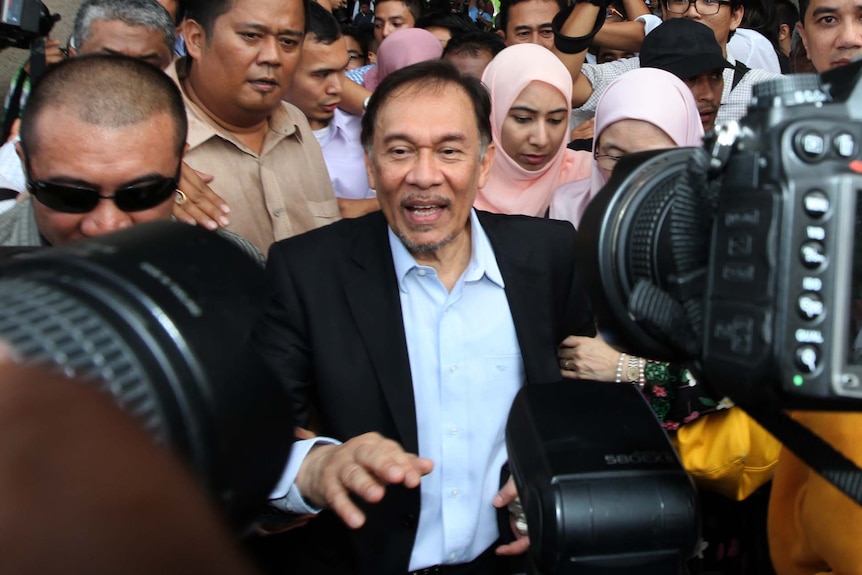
[20,54,188,159]
[185,0,310,38]
[374,0,425,23]
[306,0,342,43]
[740,0,781,53]
[73,0,176,53]
[360,59,492,154]
[416,13,474,39]
[798,0,810,23]
[342,22,374,55]
[497,0,565,34]
[183,0,232,35]
[173,0,187,26]
[442,30,505,59]
[775,0,800,28]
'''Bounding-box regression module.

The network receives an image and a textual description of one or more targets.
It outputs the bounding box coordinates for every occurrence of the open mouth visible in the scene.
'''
[402,197,451,223]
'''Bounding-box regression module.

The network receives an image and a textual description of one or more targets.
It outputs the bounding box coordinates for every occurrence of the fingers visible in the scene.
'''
[493,477,519,509]
[495,535,530,556]
[296,433,433,530]
[173,163,230,230]
[558,334,580,348]
[495,480,530,558]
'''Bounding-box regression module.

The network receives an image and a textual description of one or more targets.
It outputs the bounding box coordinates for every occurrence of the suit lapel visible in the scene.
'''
[343,214,419,453]
[480,212,557,385]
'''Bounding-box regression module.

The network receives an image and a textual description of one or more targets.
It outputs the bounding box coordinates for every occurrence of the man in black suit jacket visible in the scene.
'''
[252,60,593,575]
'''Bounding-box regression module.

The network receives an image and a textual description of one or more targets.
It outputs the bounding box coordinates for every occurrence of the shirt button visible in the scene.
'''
[417,269,426,276]
[449,365,457,373]
[451,488,459,497]
[449,552,457,561]
[272,209,283,217]
[449,425,459,435]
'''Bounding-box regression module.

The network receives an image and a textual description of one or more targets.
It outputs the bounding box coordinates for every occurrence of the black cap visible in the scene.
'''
[639,18,733,79]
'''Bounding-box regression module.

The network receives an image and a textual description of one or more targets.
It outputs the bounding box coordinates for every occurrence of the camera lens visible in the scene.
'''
[577,148,708,361]
[0,222,293,529]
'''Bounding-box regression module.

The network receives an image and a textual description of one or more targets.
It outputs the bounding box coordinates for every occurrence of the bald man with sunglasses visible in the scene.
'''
[0,54,260,264]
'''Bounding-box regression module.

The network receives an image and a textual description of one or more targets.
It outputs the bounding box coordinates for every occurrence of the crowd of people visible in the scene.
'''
[0,0,860,573]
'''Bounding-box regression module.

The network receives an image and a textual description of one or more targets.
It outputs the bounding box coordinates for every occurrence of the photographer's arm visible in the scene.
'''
[592,0,651,53]
[552,3,603,108]
[339,77,372,117]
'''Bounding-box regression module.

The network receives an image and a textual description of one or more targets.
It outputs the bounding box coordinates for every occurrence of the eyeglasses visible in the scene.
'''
[27,175,179,214]
[594,152,624,171]
[663,0,731,15]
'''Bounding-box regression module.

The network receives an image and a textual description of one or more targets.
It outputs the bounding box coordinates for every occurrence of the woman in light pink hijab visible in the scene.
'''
[475,44,592,217]
[363,28,443,92]
[550,67,704,227]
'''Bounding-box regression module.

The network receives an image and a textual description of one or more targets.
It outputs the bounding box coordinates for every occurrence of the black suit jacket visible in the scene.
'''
[252,210,593,574]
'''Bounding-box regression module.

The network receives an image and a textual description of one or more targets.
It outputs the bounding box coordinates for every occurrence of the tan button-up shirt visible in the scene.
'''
[168,59,340,254]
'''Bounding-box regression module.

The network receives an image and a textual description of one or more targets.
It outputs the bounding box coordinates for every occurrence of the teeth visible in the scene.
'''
[410,206,439,215]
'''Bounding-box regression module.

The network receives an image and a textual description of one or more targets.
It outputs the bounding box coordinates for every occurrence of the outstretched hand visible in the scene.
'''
[295,432,433,529]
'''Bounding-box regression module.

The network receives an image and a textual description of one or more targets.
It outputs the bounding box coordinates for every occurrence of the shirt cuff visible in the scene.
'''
[637,14,663,36]
[268,436,341,514]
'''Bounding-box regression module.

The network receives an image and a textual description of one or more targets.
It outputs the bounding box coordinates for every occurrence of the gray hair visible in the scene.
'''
[72,0,176,54]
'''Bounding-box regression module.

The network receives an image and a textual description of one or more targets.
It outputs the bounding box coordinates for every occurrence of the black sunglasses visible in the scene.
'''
[27,176,179,214]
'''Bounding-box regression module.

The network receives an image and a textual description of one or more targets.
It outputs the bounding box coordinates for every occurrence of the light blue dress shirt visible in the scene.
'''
[390,210,525,570]
[269,211,525,572]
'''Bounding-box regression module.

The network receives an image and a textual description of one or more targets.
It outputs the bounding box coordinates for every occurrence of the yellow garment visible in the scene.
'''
[671,407,781,500]
[768,412,862,575]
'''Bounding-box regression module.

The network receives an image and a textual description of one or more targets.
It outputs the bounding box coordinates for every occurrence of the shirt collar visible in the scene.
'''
[389,209,505,292]
[329,109,361,144]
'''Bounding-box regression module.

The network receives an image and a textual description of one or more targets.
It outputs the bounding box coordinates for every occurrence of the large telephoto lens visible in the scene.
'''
[577,147,711,362]
[0,222,293,529]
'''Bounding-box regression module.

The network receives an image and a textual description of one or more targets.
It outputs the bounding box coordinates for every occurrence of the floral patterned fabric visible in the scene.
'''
[641,360,732,429]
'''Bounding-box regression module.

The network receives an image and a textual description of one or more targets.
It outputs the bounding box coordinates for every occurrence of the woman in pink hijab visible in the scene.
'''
[557,66,710,429]
[475,44,592,217]
[363,28,443,92]
[550,67,704,226]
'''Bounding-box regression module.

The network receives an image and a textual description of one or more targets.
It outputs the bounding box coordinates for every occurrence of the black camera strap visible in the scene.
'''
[731,60,750,92]
[741,402,862,506]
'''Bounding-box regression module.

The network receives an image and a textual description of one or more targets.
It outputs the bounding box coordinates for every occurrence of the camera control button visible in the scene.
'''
[797,292,824,320]
[795,345,820,374]
[800,241,826,269]
[795,131,826,161]
[803,190,829,218]
[834,132,856,158]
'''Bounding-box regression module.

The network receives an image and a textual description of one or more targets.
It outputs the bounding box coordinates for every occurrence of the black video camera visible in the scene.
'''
[0,0,58,50]
[578,57,862,412]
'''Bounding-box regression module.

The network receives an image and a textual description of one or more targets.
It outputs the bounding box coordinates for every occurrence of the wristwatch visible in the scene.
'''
[626,357,640,384]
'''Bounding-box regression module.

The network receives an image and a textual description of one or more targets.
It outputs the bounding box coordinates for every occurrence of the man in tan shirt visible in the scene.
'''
[170,0,340,253]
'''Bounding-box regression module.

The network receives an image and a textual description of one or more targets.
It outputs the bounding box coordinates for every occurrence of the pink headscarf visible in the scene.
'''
[475,44,591,217]
[550,67,705,227]
[363,28,443,91]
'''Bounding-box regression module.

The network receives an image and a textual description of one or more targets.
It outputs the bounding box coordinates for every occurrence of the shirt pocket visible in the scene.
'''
[484,354,525,383]
[307,198,341,223]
